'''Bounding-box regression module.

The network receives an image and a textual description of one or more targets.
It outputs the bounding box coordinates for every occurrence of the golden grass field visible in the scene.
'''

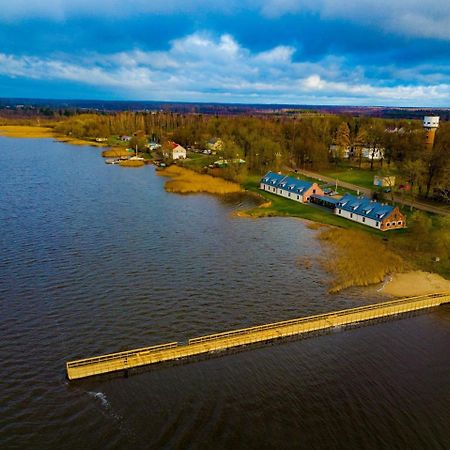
[159,166,242,194]
[0,125,55,138]
[55,136,107,147]
[318,227,406,293]
[102,147,131,157]
[119,159,145,167]
[0,125,107,147]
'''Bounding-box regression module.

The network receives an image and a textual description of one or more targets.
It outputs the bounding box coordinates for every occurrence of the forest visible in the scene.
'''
[46,111,450,200]
[1,109,449,200]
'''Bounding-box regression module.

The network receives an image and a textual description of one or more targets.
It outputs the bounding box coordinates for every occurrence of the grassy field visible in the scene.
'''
[54,136,107,147]
[0,125,55,138]
[181,153,217,171]
[321,164,399,189]
[119,160,145,167]
[102,148,132,157]
[0,125,108,147]
[159,166,242,194]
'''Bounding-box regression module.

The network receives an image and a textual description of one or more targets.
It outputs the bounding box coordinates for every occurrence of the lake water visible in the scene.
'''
[1,137,449,449]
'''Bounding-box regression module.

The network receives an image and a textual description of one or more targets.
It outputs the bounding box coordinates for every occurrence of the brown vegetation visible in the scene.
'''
[0,125,54,138]
[159,166,242,194]
[102,147,131,157]
[317,228,406,293]
[119,159,145,167]
[55,136,106,147]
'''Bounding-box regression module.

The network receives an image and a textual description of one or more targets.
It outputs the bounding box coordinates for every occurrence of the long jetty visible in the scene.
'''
[66,292,450,380]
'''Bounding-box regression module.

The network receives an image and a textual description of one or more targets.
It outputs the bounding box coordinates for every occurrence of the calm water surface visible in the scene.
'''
[1,137,449,449]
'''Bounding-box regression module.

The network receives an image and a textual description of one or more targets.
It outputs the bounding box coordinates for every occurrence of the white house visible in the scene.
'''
[163,141,187,160]
[361,146,384,160]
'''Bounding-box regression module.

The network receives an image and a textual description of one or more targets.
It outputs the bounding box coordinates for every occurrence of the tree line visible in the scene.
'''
[5,110,448,199]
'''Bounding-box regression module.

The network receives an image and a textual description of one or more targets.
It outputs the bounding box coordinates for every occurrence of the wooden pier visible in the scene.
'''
[66,292,450,380]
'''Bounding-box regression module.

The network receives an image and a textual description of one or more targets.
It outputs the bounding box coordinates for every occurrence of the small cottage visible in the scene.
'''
[163,141,187,160]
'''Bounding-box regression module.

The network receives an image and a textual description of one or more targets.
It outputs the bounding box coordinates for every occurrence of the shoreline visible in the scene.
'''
[3,126,449,299]
[0,125,107,147]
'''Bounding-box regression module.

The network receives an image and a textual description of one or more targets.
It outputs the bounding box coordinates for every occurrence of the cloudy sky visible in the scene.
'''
[1,0,449,106]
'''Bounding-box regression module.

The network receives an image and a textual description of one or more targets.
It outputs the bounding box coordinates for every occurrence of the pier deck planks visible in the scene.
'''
[67,292,450,380]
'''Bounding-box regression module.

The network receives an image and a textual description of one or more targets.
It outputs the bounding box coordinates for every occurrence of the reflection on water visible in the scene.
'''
[1,137,449,449]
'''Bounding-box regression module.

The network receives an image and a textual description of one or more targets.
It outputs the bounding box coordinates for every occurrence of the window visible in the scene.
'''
[362,217,366,223]
[338,209,341,214]
[397,221,402,225]
[350,213,353,218]
[376,222,379,227]
[297,195,299,200]
[288,193,291,197]
[273,188,276,192]
[387,222,391,227]
[313,189,316,194]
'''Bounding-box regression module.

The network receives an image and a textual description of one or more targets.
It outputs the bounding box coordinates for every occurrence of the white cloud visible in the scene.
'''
[0,33,449,105]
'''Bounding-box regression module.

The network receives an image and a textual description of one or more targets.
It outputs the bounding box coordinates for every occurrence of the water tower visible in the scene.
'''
[423,116,439,149]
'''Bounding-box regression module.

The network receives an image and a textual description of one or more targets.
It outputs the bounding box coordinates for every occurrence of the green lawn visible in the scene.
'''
[321,163,401,190]
[182,153,216,170]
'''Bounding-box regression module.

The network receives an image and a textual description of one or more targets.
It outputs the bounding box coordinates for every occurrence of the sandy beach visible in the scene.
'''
[382,271,450,297]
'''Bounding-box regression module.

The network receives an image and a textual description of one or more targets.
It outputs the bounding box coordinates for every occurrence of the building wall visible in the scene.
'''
[335,208,381,229]
[425,128,437,149]
[380,208,406,230]
[172,148,186,159]
[303,183,324,202]
[260,183,304,202]
[335,206,406,231]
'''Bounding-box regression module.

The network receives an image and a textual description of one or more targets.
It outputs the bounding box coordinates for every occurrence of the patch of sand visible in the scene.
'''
[382,271,450,297]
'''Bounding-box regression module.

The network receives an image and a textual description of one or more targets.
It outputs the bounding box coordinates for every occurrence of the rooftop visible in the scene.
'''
[336,194,395,221]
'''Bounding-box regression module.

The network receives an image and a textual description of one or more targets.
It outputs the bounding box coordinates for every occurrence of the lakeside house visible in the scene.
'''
[335,194,406,230]
[259,172,406,231]
[260,171,324,203]
[163,141,187,160]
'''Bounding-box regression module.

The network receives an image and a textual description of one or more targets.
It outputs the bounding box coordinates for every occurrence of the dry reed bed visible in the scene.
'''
[119,159,145,167]
[159,166,242,194]
[102,147,131,157]
[318,228,406,293]
[0,125,55,138]
[55,136,106,147]
[0,125,107,147]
